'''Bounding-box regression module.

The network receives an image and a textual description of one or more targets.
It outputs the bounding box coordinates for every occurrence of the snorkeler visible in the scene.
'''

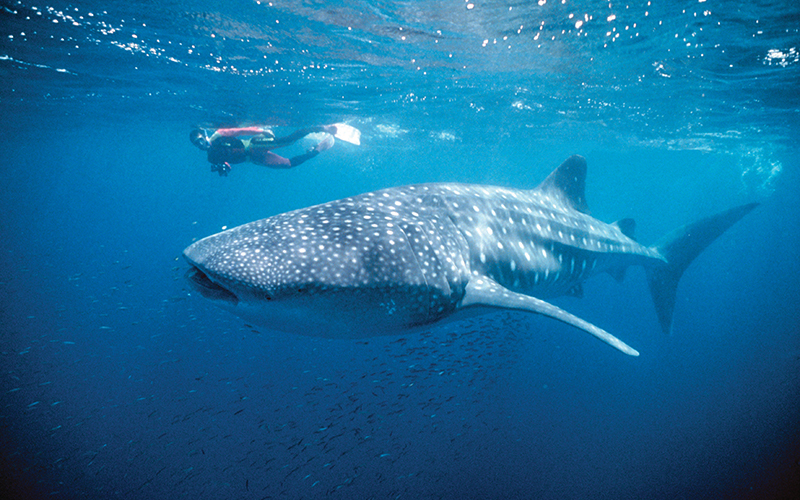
[189,124,361,176]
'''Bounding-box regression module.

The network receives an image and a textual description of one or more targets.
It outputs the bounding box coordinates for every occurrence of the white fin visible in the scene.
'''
[332,123,361,145]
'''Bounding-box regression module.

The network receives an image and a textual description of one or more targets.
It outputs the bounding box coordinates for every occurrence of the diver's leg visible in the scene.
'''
[250,150,292,169]
[271,126,326,147]
[288,135,334,167]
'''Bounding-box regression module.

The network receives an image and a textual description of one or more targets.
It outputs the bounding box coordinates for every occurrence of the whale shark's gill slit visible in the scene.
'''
[185,266,239,304]
[395,221,437,325]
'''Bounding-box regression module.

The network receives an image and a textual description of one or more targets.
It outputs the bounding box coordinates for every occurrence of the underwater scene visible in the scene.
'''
[1,0,798,498]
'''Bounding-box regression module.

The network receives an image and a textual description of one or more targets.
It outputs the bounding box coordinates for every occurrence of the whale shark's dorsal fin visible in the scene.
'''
[612,218,637,241]
[535,155,590,214]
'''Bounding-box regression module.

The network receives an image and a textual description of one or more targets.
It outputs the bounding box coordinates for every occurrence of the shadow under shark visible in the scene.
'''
[184,155,757,356]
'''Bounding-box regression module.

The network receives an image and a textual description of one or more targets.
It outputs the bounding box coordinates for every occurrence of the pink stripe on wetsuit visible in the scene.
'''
[213,127,266,137]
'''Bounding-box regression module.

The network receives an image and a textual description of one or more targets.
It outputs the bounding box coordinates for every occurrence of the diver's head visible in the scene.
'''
[190,129,211,150]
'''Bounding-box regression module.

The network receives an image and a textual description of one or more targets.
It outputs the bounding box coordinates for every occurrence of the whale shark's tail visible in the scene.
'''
[646,202,759,334]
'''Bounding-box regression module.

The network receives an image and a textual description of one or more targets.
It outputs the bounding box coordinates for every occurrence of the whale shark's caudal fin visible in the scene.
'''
[646,202,759,335]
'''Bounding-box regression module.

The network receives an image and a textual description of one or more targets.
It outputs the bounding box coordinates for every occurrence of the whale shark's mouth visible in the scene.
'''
[185,266,239,305]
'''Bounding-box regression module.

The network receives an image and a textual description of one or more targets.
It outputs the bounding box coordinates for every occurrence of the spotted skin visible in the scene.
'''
[184,155,757,356]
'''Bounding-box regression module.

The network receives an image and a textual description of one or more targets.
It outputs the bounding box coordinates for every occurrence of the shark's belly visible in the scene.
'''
[230,284,452,338]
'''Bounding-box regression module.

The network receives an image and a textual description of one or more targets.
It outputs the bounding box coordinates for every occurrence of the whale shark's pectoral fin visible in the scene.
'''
[460,277,639,356]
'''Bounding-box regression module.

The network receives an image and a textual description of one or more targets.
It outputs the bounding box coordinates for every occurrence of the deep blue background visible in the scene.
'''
[1,1,799,498]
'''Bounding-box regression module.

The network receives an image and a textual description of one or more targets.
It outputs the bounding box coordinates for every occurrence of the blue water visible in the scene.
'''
[1,1,798,498]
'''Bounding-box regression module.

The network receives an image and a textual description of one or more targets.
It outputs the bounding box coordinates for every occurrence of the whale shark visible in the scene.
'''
[183,155,757,356]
